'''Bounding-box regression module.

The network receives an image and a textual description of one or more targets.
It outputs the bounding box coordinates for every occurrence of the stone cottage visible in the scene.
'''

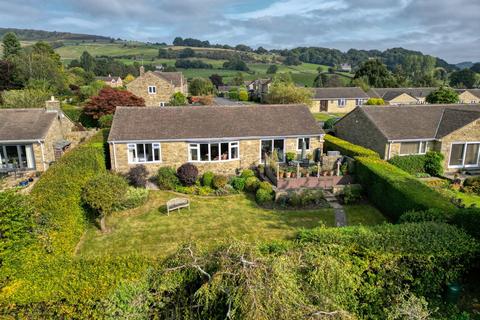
[108,104,325,175]
[311,87,369,113]
[126,67,188,107]
[0,98,75,172]
[334,104,480,173]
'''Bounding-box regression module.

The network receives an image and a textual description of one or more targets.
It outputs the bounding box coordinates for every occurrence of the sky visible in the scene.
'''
[1,0,479,63]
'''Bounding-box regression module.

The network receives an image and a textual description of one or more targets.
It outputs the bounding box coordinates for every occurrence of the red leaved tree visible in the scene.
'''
[83,87,145,119]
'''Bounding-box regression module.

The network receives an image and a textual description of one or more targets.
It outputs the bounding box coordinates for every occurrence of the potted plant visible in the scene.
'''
[258,164,265,175]
[340,163,348,176]
[286,152,296,165]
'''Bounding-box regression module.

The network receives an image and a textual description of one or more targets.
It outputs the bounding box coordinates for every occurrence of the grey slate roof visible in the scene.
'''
[108,104,324,142]
[357,104,480,140]
[152,71,184,87]
[0,109,56,141]
[368,87,436,100]
[313,87,369,100]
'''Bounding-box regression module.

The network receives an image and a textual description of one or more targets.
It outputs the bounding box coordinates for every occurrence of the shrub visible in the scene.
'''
[355,156,456,221]
[399,208,452,224]
[82,173,129,231]
[201,171,214,187]
[98,114,113,128]
[285,152,296,163]
[198,186,214,196]
[212,175,228,189]
[114,187,149,211]
[240,169,255,179]
[177,163,199,186]
[324,134,380,158]
[452,208,480,240]
[323,117,337,130]
[256,188,274,204]
[424,151,444,176]
[258,181,273,193]
[388,155,427,175]
[157,167,180,190]
[174,185,197,195]
[365,98,385,105]
[238,90,249,101]
[231,177,246,191]
[126,165,149,188]
[342,185,362,204]
[463,176,480,194]
[245,176,260,192]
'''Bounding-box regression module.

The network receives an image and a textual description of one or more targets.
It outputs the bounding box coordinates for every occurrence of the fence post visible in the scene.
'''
[317,162,320,178]
[297,163,300,178]
[276,163,280,181]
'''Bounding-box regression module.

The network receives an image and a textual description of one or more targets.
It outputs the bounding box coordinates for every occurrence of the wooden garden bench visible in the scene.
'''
[166,198,190,215]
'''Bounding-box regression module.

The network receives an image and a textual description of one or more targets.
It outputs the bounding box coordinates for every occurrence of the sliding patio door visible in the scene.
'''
[449,143,480,168]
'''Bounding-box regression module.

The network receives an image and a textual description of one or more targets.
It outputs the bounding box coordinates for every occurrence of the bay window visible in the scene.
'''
[261,139,285,162]
[127,143,161,163]
[449,143,480,168]
[189,142,239,162]
[0,144,35,170]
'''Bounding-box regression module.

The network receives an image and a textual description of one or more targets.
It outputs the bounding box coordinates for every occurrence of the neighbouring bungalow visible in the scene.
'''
[108,104,324,175]
[334,104,480,173]
[311,87,369,113]
[456,89,480,104]
[126,66,188,107]
[95,74,123,88]
[0,98,75,173]
[367,87,436,105]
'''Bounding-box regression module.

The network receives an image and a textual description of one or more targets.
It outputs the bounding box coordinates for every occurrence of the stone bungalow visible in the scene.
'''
[311,87,369,113]
[367,87,436,105]
[108,104,324,175]
[126,66,188,107]
[334,104,480,173]
[0,99,75,172]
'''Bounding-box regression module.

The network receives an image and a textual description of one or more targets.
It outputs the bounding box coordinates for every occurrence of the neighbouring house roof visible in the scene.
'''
[368,88,436,100]
[351,104,480,141]
[152,71,185,87]
[95,75,121,82]
[0,109,57,142]
[312,87,369,100]
[108,104,324,142]
[458,89,480,99]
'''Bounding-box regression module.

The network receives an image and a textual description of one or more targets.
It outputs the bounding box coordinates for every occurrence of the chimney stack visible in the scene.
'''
[139,65,145,76]
[45,96,60,113]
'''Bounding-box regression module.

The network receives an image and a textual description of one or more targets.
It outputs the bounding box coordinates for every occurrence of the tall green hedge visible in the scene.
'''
[355,156,456,221]
[0,131,151,316]
[388,154,427,175]
[324,134,380,158]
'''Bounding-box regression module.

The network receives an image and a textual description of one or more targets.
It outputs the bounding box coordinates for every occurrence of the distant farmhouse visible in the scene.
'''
[367,88,480,105]
[126,66,188,107]
[311,87,369,113]
[95,74,123,88]
[108,105,324,175]
[334,104,480,173]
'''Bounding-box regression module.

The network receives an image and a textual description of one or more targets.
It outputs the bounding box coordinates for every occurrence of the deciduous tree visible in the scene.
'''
[189,78,214,96]
[354,59,396,88]
[83,87,145,119]
[449,69,477,89]
[425,86,459,104]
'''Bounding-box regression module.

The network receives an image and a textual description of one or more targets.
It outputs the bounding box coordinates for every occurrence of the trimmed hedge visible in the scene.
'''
[324,134,380,158]
[388,154,427,175]
[355,156,456,221]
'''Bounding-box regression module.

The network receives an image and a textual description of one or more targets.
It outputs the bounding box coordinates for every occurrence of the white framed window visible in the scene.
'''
[127,143,161,163]
[0,144,35,169]
[260,139,285,162]
[356,99,364,106]
[448,142,480,168]
[399,141,432,155]
[159,101,166,107]
[188,142,240,162]
[338,98,346,107]
[148,86,157,94]
[297,137,311,151]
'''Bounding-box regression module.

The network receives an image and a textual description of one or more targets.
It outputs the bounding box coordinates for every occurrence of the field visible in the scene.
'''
[52,41,353,86]
[76,190,385,258]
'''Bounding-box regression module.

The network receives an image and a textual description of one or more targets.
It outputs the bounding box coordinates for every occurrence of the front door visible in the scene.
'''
[320,100,328,112]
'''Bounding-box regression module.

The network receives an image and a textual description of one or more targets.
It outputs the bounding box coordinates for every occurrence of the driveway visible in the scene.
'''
[213,97,246,106]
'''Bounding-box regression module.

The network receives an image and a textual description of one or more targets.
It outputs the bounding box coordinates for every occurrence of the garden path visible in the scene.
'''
[324,190,347,227]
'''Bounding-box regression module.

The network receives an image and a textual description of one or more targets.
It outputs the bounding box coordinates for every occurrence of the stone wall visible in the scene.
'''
[126,71,186,107]
[335,109,389,158]
[111,136,324,176]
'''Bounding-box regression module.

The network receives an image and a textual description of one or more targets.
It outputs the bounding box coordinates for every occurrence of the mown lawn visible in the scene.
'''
[77,191,336,258]
[313,112,346,121]
[344,204,389,225]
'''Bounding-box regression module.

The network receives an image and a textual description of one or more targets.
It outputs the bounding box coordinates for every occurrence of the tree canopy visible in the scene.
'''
[425,86,459,104]
[449,69,477,89]
[2,32,21,59]
[84,87,145,119]
[354,59,396,88]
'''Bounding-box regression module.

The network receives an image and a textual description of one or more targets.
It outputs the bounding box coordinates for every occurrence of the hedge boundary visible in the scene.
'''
[324,134,380,158]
